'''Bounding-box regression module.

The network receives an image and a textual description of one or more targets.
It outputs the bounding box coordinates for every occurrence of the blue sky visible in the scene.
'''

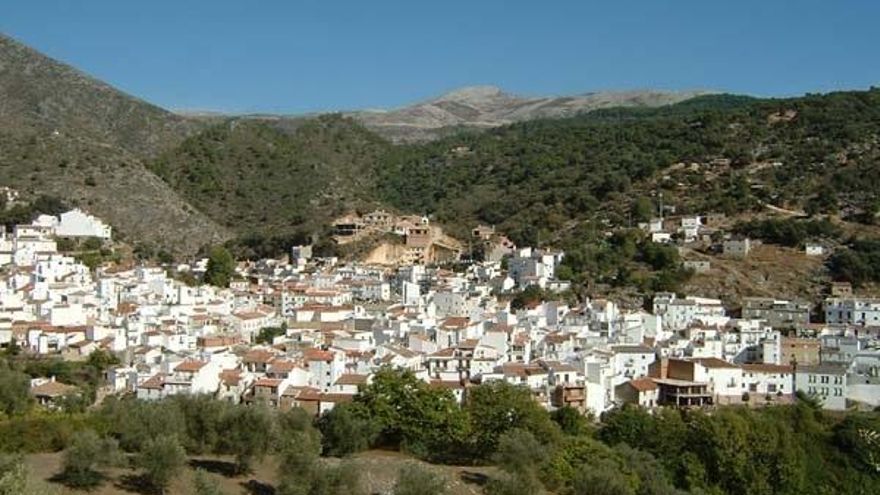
[2,1,879,114]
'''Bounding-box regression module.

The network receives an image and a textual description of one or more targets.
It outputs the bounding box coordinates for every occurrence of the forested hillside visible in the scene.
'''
[377,90,880,246]
[142,88,880,280]
[149,115,390,244]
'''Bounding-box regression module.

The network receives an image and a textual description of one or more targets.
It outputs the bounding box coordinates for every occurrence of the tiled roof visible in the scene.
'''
[627,377,659,392]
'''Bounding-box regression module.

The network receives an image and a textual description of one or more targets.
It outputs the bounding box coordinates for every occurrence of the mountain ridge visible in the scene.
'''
[345,85,714,141]
[0,32,230,255]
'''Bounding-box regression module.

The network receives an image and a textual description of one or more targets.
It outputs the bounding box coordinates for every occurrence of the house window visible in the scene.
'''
[749,384,757,392]
[768,384,777,393]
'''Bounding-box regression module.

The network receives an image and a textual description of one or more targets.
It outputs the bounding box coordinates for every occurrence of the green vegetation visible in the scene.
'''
[137,89,880,272]
[193,468,225,495]
[59,429,122,489]
[734,218,841,248]
[393,463,449,495]
[829,238,880,287]
[0,453,58,495]
[255,324,287,345]
[204,245,236,287]
[557,228,693,292]
[148,116,390,242]
[0,371,877,494]
[139,435,186,494]
[0,195,66,231]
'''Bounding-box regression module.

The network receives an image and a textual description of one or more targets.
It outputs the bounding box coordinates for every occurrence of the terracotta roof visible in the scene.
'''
[544,333,570,344]
[494,362,546,378]
[139,373,165,390]
[693,357,739,369]
[440,317,469,329]
[219,369,242,386]
[268,359,299,373]
[243,348,277,364]
[289,387,322,401]
[627,377,659,392]
[741,363,793,374]
[334,374,368,386]
[303,348,335,362]
[254,378,284,388]
[174,360,208,372]
[31,380,78,398]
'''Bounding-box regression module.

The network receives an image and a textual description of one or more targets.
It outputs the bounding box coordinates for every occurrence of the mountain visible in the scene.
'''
[0,33,200,157]
[348,85,711,142]
[376,90,880,245]
[0,33,229,254]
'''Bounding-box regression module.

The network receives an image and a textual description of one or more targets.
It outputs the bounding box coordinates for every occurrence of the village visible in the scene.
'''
[2,204,878,420]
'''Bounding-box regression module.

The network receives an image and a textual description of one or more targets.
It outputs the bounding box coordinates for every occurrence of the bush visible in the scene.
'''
[139,435,186,494]
[60,429,122,489]
[393,463,448,495]
[317,402,378,457]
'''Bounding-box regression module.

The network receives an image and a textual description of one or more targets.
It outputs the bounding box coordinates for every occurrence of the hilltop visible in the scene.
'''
[348,85,710,142]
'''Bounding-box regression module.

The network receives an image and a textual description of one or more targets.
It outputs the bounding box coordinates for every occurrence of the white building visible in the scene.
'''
[825,298,880,326]
[40,209,112,239]
[796,364,848,410]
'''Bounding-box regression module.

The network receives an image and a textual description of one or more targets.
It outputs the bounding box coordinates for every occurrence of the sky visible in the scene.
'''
[2,0,879,114]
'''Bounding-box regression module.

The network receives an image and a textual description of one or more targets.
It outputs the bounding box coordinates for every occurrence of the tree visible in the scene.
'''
[276,431,362,495]
[60,429,122,488]
[550,406,591,437]
[317,402,378,456]
[255,324,287,344]
[631,196,655,223]
[465,381,561,460]
[393,463,448,495]
[0,455,27,495]
[0,454,60,495]
[204,246,235,287]
[193,469,225,495]
[140,435,186,494]
[222,403,274,473]
[0,366,33,416]
[493,429,546,474]
[597,405,655,449]
[354,368,469,461]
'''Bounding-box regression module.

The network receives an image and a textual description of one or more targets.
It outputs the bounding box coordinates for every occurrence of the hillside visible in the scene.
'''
[0,33,199,157]
[3,32,880,277]
[375,90,880,245]
[148,115,391,256]
[0,128,230,255]
[349,85,709,142]
[0,33,229,255]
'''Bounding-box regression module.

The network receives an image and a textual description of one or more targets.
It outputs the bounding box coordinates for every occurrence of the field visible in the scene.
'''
[25,450,494,495]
